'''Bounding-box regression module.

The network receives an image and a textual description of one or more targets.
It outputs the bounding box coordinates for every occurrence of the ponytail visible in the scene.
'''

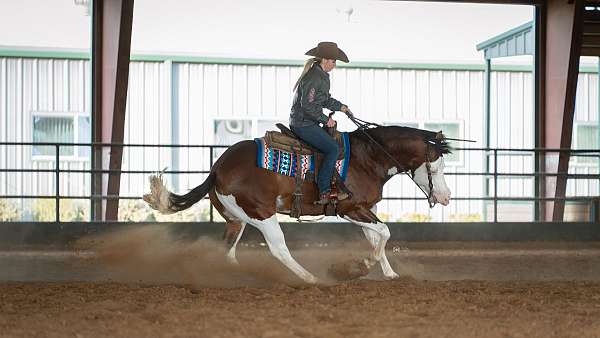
[293,57,320,92]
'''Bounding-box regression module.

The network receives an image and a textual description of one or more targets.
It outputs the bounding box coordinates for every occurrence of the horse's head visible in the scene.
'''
[352,125,453,207]
[411,131,451,206]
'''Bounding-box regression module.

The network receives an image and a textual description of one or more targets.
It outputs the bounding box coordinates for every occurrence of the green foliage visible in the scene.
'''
[118,199,153,222]
[119,199,220,222]
[376,212,392,222]
[32,199,88,221]
[449,213,482,222]
[398,213,432,222]
[0,199,21,221]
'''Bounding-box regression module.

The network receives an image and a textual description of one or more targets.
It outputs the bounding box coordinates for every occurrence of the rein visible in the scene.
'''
[344,113,437,208]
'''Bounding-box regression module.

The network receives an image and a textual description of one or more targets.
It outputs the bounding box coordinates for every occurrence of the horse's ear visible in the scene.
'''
[435,131,444,140]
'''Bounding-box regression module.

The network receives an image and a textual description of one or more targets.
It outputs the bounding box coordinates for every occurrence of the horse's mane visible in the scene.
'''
[350,125,452,155]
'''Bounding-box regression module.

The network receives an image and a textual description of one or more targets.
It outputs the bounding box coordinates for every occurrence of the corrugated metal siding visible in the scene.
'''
[29,58,90,202]
[0,57,90,218]
[491,71,535,207]
[170,63,542,221]
[568,73,600,198]
[121,61,172,198]
[1,57,598,221]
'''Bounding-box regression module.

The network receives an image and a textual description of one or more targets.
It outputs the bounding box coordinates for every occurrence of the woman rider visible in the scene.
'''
[290,42,353,205]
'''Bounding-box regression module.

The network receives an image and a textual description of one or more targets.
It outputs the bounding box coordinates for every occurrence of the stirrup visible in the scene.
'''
[314,192,331,205]
[334,191,349,201]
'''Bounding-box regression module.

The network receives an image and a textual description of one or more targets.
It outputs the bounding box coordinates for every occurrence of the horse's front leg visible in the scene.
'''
[343,206,399,279]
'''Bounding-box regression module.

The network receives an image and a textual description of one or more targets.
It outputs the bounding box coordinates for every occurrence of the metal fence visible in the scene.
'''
[0,141,599,223]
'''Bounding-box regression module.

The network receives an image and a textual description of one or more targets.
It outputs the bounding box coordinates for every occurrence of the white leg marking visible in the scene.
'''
[226,222,246,265]
[361,227,399,279]
[344,211,399,279]
[216,191,318,284]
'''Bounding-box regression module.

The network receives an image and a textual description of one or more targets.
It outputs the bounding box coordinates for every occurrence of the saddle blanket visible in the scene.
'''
[254,132,350,181]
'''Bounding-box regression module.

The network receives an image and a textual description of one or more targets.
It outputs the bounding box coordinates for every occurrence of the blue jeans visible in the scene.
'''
[291,124,339,194]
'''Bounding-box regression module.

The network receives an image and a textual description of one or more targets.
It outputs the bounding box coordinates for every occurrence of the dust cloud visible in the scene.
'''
[77,225,369,288]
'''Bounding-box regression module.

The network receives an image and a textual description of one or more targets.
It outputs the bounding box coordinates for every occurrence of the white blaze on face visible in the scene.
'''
[412,157,451,206]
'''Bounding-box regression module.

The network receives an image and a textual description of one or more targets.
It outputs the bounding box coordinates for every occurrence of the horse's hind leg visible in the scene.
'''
[250,214,318,284]
[210,189,246,264]
[223,221,246,264]
[215,191,318,284]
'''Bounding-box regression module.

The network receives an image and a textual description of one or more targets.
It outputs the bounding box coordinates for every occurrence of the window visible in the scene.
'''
[384,121,462,165]
[575,123,599,164]
[213,118,286,159]
[388,122,419,129]
[32,113,90,160]
[423,122,460,163]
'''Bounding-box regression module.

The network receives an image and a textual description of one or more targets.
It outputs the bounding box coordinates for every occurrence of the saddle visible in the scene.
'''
[264,123,346,160]
[263,123,352,218]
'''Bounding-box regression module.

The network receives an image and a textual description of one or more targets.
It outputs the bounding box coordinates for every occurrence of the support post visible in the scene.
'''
[541,0,583,221]
[534,4,545,221]
[552,0,583,221]
[91,0,134,221]
[484,58,491,221]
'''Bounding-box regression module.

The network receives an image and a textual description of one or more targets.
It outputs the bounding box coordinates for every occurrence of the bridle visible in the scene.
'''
[345,114,438,208]
[423,142,436,208]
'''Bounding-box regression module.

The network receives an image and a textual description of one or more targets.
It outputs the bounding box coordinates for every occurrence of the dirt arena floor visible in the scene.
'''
[2,226,600,338]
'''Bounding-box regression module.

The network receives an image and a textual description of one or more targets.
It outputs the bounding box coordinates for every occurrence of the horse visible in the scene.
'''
[143,125,452,283]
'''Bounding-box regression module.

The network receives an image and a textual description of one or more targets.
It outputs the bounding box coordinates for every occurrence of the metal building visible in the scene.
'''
[1,47,598,221]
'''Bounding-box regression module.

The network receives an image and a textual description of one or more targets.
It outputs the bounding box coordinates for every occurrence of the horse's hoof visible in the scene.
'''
[302,275,320,285]
[328,259,370,281]
[383,272,400,280]
[226,254,239,265]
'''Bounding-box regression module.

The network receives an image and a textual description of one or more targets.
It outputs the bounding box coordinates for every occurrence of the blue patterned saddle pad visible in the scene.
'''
[254,132,350,181]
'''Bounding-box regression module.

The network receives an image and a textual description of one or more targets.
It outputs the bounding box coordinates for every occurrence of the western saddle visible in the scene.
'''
[262,123,351,218]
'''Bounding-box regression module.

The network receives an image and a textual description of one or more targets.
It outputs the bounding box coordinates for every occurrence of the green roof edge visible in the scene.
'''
[0,48,90,60]
[0,46,598,73]
[476,21,534,51]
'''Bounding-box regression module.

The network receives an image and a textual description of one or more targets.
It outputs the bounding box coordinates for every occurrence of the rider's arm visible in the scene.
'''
[299,76,330,124]
[323,94,343,112]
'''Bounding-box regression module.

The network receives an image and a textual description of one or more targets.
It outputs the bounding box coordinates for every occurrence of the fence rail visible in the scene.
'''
[0,142,599,223]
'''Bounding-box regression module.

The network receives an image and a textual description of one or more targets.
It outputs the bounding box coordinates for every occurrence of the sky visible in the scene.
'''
[0,0,538,63]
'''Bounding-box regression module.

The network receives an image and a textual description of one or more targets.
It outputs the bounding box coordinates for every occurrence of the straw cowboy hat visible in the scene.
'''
[305,42,349,63]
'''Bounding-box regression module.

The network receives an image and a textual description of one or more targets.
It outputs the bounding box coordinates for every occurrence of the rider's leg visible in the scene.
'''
[291,124,338,201]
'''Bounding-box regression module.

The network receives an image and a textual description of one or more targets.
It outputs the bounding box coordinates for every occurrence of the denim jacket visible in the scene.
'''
[290,64,343,127]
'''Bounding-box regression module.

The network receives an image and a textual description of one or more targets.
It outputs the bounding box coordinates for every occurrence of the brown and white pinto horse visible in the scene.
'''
[144,126,452,283]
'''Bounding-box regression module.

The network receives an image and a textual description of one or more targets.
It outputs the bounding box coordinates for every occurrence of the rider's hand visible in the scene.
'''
[341,105,353,117]
[326,117,337,128]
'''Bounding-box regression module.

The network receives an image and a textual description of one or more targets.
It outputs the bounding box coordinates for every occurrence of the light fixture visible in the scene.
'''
[74,0,91,16]
[336,3,354,23]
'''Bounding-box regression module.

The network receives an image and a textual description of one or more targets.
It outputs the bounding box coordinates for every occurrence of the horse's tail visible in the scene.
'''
[143,172,216,214]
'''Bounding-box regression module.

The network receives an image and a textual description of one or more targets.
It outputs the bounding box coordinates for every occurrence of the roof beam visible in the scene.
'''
[382,0,543,5]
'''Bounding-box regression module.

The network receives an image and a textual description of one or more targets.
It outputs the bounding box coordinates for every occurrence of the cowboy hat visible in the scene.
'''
[305,42,349,63]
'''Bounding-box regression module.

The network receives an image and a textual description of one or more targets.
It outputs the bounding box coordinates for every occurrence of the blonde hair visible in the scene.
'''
[293,57,321,92]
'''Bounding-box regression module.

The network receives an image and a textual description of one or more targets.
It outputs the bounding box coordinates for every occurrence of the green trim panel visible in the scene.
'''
[0,47,90,60]
[0,46,597,73]
[476,21,533,51]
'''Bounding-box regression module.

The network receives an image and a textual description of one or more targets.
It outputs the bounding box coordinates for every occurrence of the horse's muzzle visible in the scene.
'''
[430,195,450,206]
